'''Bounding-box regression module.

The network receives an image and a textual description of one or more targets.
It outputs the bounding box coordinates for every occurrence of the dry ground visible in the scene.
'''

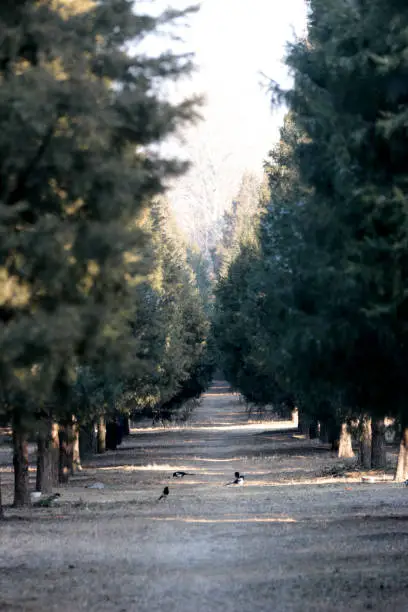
[1,382,408,612]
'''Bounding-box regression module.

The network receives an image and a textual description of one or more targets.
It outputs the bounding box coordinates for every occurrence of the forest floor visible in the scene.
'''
[1,381,408,611]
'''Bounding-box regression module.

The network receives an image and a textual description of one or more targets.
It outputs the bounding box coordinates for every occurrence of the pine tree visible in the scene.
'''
[118,197,212,425]
[268,0,408,460]
[212,172,262,277]
[0,0,200,506]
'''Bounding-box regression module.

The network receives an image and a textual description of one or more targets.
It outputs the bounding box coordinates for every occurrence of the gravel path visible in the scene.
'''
[1,382,408,611]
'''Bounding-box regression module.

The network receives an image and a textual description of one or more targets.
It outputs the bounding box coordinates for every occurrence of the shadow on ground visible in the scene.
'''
[0,382,405,612]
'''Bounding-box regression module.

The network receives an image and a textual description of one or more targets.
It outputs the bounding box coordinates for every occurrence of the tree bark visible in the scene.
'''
[297,414,311,438]
[71,419,81,474]
[319,421,330,444]
[79,423,97,458]
[36,422,59,494]
[36,436,52,494]
[106,420,118,450]
[371,418,386,469]
[395,426,408,482]
[309,419,319,439]
[328,421,340,451]
[58,422,74,484]
[12,427,30,507]
[97,416,106,454]
[360,416,372,469]
[338,422,354,458]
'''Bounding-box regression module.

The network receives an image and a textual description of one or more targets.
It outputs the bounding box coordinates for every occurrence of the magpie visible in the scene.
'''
[225,471,245,486]
[158,486,169,500]
[33,493,61,507]
[173,471,194,478]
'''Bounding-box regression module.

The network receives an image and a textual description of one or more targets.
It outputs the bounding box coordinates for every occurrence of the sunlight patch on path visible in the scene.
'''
[95,464,209,472]
[130,421,296,434]
[150,516,297,524]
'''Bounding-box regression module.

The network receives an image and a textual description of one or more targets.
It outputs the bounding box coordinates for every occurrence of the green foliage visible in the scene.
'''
[211,172,263,278]
[214,0,408,429]
[186,244,214,315]
[0,1,201,429]
[145,198,212,419]
[92,197,214,424]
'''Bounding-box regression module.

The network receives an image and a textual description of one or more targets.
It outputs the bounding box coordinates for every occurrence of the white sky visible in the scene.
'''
[139,0,308,235]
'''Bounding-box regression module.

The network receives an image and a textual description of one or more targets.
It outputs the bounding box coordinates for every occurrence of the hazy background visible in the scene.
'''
[139,0,308,243]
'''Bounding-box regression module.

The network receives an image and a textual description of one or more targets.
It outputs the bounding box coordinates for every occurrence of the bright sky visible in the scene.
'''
[178,0,307,163]
[139,0,308,237]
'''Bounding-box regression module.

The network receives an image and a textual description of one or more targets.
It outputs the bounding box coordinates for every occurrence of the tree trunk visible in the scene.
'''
[12,427,30,507]
[58,422,74,484]
[36,436,52,494]
[36,422,59,494]
[106,420,118,451]
[71,419,81,475]
[371,418,386,469]
[319,421,330,444]
[309,419,319,439]
[79,423,97,459]
[359,416,372,469]
[297,414,311,438]
[97,416,106,454]
[395,427,408,482]
[338,422,354,459]
[328,421,340,451]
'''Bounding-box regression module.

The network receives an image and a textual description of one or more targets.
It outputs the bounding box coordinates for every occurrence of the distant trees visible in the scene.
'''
[211,171,265,277]
[123,197,214,423]
[213,0,408,477]
[168,137,237,256]
[0,0,211,510]
[69,197,214,438]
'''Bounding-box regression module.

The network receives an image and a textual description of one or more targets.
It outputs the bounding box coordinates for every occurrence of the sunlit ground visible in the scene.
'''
[131,421,296,433]
[150,516,297,524]
[0,382,406,612]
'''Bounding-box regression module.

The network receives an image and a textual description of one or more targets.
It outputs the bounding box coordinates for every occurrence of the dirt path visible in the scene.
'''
[1,382,408,611]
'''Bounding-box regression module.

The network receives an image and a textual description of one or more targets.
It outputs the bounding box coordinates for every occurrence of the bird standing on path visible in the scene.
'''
[158,486,169,500]
[225,471,245,486]
[33,493,61,507]
[173,471,194,478]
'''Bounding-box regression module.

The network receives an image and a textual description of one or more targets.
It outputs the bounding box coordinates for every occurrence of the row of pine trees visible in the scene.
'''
[213,0,408,480]
[0,1,213,511]
[5,0,408,509]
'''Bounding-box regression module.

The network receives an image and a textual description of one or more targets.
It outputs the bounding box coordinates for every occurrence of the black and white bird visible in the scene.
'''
[172,471,194,479]
[158,486,169,501]
[33,493,61,507]
[225,471,245,486]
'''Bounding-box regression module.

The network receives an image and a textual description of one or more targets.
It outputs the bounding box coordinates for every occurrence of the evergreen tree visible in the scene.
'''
[212,172,263,277]
[215,0,408,466]
[119,198,212,425]
[0,0,200,506]
[280,0,408,467]
[148,198,212,420]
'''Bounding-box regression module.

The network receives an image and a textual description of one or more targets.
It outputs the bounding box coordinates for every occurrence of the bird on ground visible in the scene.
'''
[33,493,61,507]
[158,486,169,501]
[225,471,245,486]
[172,471,194,478]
